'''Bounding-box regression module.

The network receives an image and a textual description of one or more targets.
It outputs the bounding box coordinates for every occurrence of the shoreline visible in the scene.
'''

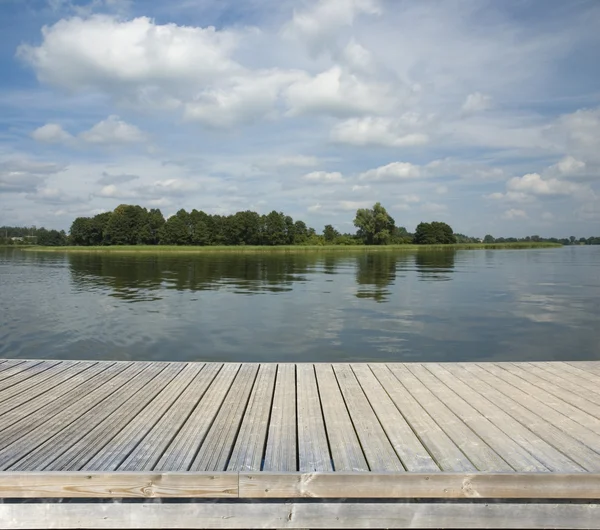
[16,242,563,253]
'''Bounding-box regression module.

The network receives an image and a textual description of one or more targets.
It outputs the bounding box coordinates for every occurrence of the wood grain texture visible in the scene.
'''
[263,364,297,472]
[1,502,598,529]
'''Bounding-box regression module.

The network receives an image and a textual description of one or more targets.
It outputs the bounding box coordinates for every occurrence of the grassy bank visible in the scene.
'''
[23,242,562,253]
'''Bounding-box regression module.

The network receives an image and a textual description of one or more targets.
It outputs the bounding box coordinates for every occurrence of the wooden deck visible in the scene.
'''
[0,359,599,528]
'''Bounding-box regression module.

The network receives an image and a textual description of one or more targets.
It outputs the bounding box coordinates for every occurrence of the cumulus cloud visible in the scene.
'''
[31,123,73,143]
[284,0,381,55]
[286,67,394,117]
[507,172,588,198]
[359,161,420,181]
[303,170,344,183]
[461,92,492,114]
[0,156,63,194]
[550,155,586,176]
[330,116,428,147]
[79,115,146,144]
[502,208,528,220]
[17,15,241,97]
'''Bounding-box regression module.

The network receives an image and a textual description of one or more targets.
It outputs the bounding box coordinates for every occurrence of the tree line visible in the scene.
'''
[2,202,599,246]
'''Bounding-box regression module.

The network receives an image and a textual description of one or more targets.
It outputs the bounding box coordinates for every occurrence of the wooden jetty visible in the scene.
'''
[0,359,599,528]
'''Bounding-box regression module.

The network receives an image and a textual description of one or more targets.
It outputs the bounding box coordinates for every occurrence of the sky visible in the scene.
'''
[0,0,599,237]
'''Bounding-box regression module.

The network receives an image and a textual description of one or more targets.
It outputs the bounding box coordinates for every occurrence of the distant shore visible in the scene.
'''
[19,242,562,253]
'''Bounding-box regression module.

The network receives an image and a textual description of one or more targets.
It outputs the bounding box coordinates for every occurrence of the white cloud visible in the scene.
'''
[507,172,588,198]
[502,208,528,220]
[307,203,322,212]
[303,170,344,183]
[435,185,448,194]
[541,212,554,221]
[359,161,420,181]
[550,155,586,176]
[330,116,428,147]
[351,184,370,192]
[17,15,241,96]
[286,67,394,117]
[338,200,371,210]
[31,123,73,143]
[461,92,492,114]
[79,115,146,144]
[284,0,381,55]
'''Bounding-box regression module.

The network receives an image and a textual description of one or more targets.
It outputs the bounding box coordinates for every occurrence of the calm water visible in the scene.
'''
[0,247,598,363]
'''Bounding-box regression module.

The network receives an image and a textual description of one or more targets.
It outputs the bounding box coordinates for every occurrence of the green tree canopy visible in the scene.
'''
[353,203,395,245]
[414,221,456,244]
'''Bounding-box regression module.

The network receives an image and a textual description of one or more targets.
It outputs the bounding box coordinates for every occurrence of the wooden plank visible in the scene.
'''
[8,362,166,471]
[0,363,146,470]
[528,362,600,402]
[119,363,222,471]
[41,363,189,471]
[154,364,239,471]
[388,364,516,472]
[0,361,96,418]
[314,364,368,471]
[0,472,238,498]
[333,364,404,471]
[0,361,72,404]
[191,364,259,471]
[420,364,582,472]
[371,364,474,472]
[501,363,600,423]
[239,472,600,499]
[83,363,204,471]
[227,364,277,471]
[554,361,600,384]
[263,364,297,472]
[0,362,127,449]
[444,364,600,472]
[1,502,598,529]
[479,363,600,436]
[296,364,332,472]
[565,361,600,374]
[353,364,439,472]
[0,360,53,389]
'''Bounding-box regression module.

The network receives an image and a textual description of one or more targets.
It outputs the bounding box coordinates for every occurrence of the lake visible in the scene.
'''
[0,246,598,363]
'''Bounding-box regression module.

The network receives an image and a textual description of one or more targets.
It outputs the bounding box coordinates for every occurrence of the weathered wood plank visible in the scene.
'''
[0,362,128,452]
[84,363,204,471]
[420,364,582,472]
[0,361,74,405]
[527,362,600,402]
[239,472,600,499]
[296,364,332,472]
[154,364,238,472]
[46,363,190,471]
[388,364,516,472]
[263,364,297,472]
[333,364,404,471]
[0,360,55,390]
[314,364,368,471]
[479,363,600,436]
[555,361,600,384]
[9,363,168,471]
[0,361,96,418]
[119,364,222,471]
[353,364,439,472]
[1,502,598,529]
[0,363,147,470]
[371,364,474,472]
[227,364,277,471]
[0,472,238,498]
[191,364,259,471]
[444,364,600,472]
[501,363,600,422]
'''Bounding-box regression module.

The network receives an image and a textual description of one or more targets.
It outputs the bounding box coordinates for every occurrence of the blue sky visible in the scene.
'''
[0,0,599,236]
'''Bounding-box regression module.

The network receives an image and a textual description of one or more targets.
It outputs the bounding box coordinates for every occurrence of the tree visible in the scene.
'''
[323,224,340,243]
[262,211,288,245]
[483,234,495,243]
[159,213,189,245]
[414,221,456,244]
[353,203,395,245]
